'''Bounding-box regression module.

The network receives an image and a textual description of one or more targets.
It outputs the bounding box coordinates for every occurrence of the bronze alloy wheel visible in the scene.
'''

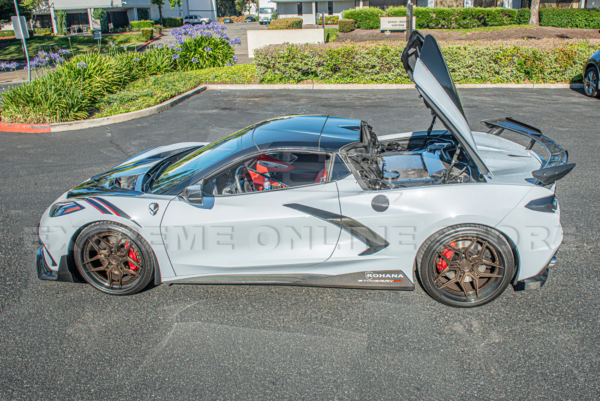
[433,238,504,303]
[418,225,514,307]
[74,222,154,295]
[82,231,144,290]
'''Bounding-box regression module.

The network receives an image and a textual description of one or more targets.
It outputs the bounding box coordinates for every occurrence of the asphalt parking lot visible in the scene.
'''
[0,88,599,400]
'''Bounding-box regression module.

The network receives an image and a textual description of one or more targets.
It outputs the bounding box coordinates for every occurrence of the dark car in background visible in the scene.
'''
[584,50,600,98]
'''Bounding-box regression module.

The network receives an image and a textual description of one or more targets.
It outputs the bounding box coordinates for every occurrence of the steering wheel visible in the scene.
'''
[235,165,255,193]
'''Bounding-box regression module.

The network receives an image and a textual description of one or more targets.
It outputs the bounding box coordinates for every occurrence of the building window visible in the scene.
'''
[328,1,333,15]
[297,2,303,15]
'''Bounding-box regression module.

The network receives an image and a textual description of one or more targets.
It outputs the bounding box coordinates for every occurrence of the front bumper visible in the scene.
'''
[513,255,557,291]
[37,246,76,283]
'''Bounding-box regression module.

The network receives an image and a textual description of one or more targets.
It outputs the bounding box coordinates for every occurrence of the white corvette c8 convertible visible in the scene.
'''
[37,32,574,307]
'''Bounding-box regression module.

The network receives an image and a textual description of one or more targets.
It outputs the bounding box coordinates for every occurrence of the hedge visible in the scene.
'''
[34,28,53,35]
[267,18,303,30]
[343,7,600,30]
[131,20,154,30]
[0,30,34,38]
[141,28,153,41]
[343,8,383,29]
[254,41,594,84]
[338,19,355,33]
[317,16,339,25]
[163,17,183,27]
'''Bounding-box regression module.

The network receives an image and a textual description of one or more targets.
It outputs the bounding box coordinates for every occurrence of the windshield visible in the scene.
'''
[259,8,274,14]
[151,126,255,194]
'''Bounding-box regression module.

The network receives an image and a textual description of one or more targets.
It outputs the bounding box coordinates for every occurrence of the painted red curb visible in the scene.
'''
[0,122,51,133]
[136,34,164,52]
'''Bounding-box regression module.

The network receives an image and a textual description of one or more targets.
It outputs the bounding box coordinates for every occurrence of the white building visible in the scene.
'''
[31,0,217,34]
[275,0,359,25]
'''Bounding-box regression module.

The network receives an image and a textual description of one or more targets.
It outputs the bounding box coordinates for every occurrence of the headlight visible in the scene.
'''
[50,201,85,217]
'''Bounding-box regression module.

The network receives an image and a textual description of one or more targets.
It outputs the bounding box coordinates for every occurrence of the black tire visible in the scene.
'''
[74,221,155,295]
[584,67,599,98]
[417,224,515,308]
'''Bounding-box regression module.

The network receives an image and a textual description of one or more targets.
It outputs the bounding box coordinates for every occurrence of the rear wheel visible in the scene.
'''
[74,222,154,295]
[584,67,599,98]
[417,225,514,308]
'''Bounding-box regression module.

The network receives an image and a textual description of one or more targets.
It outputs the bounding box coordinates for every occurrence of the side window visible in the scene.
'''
[202,152,332,196]
[331,155,351,181]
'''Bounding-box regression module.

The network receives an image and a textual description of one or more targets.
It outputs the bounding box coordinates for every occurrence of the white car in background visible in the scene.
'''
[37,32,574,307]
[183,15,211,25]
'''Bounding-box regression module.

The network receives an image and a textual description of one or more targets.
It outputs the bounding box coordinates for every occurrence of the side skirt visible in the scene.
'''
[168,270,415,291]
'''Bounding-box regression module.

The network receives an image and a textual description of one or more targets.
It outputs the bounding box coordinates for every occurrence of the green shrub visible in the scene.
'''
[379,7,600,30]
[56,10,67,34]
[267,18,302,30]
[338,18,355,33]
[343,8,384,29]
[254,42,593,84]
[271,12,278,19]
[317,15,339,25]
[163,17,183,27]
[141,28,153,41]
[138,9,150,20]
[539,8,600,29]
[131,20,154,30]
[325,27,339,42]
[34,28,52,35]
[153,24,163,35]
[92,8,109,33]
[1,24,238,123]
[0,30,15,37]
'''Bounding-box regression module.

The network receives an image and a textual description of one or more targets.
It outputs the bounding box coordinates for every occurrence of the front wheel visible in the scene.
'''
[74,222,155,295]
[584,67,599,98]
[417,225,515,308]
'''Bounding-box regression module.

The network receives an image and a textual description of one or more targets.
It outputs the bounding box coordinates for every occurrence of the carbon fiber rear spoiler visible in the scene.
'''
[482,118,575,185]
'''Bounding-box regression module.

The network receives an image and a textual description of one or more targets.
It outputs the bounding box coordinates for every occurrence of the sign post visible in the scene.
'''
[406,1,414,41]
[11,2,30,83]
[93,29,102,52]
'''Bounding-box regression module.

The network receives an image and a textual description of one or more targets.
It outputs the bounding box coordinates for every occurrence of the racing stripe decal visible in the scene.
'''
[93,197,131,219]
[84,198,110,214]
[84,197,142,227]
[284,203,389,256]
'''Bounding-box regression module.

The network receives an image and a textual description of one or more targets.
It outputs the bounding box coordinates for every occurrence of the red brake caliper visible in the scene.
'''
[437,242,457,272]
[125,242,140,271]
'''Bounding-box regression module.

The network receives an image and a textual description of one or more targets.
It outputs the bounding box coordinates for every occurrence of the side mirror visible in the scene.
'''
[181,183,204,205]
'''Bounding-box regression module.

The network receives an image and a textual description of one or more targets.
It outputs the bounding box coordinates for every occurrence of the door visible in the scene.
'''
[160,151,342,277]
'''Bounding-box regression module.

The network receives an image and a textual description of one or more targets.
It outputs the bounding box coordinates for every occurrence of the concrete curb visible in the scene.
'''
[0,85,207,133]
[50,85,207,132]
[207,83,584,90]
[0,82,584,133]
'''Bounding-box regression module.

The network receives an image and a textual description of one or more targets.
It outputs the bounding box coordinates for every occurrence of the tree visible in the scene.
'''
[217,0,236,16]
[529,0,540,26]
[0,0,32,28]
[169,0,182,8]
[151,0,164,24]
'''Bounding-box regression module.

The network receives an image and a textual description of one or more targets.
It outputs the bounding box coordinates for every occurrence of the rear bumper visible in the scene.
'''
[513,254,557,291]
[37,246,76,283]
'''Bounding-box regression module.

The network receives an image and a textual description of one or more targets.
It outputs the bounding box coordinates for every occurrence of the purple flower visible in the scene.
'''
[191,58,198,63]
[58,49,70,55]
[167,44,176,49]
[77,61,88,69]
[134,57,140,62]
[155,43,163,49]
[37,50,47,58]
[225,63,232,67]
[172,54,180,60]
[175,47,182,52]
[109,41,115,47]
[204,47,211,53]
[175,35,185,44]
[231,56,238,63]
